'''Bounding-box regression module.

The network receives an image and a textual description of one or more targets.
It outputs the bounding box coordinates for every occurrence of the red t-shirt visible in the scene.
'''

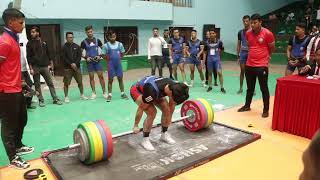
[0,31,22,93]
[246,28,275,67]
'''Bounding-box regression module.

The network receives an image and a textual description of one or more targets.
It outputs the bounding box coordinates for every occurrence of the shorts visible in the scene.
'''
[207,60,222,72]
[187,56,201,66]
[173,54,184,65]
[108,61,123,78]
[239,51,248,64]
[286,62,306,72]
[63,69,83,86]
[87,61,103,72]
[130,84,142,102]
[162,55,171,67]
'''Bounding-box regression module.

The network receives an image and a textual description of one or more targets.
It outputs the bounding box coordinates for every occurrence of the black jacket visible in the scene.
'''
[26,39,52,67]
[62,42,82,69]
[299,61,320,76]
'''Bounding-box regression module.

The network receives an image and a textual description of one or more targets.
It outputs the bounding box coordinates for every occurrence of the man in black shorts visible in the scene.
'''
[130,76,189,151]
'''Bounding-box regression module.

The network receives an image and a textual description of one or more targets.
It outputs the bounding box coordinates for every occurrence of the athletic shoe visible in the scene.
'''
[221,88,226,94]
[80,95,88,100]
[202,81,207,88]
[207,87,212,92]
[90,93,97,100]
[237,89,243,94]
[121,93,129,100]
[16,145,35,156]
[262,111,269,118]
[132,126,140,134]
[141,137,155,151]
[160,132,176,144]
[53,99,63,105]
[39,101,45,107]
[9,155,30,169]
[103,93,108,100]
[106,95,112,102]
[64,97,70,103]
[238,106,251,112]
[214,82,218,86]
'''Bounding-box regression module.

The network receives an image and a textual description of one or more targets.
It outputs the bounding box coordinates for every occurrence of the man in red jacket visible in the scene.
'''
[0,8,34,169]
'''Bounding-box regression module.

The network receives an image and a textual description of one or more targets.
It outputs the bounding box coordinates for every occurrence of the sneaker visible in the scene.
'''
[39,101,45,107]
[121,93,129,100]
[103,93,108,100]
[262,111,269,118]
[133,126,140,134]
[160,132,176,144]
[90,93,97,100]
[170,76,174,80]
[64,97,70,103]
[237,89,243,94]
[80,95,88,100]
[221,88,226,94]
[9,155,30,169]
[238,105,251,112]
[141,137,155,151]
[202,81,208,88]
[16,145,35,156]
[53,99,63,105]
[106,95,112,102]
[207,87,212,92]
[190,81,194,87]
[214,82,218,86]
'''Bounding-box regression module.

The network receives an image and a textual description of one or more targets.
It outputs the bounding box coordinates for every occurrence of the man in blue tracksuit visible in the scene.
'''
[102,30,129,102]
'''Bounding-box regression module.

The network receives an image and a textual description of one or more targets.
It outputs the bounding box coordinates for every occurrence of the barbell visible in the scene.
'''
[42,99,214,165]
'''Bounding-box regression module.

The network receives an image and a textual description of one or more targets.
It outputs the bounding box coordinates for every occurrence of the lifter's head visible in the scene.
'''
[167,83,189,105]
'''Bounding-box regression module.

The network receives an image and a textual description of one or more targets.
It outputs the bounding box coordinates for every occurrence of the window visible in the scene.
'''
[104,26,138,55]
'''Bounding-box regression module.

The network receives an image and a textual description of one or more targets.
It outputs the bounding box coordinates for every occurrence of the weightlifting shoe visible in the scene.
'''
[160,132,176,145]
[141,137,155,151]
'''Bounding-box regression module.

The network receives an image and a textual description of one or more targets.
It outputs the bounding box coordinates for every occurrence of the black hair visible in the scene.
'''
[153,27,159,31]
[65,31,73,37]
[169,83,189,105]
[208,28,216,33]
[243,15,250,20]
[107,30,116,37]
[30,25,40,33]
[191,30,197,33]
[85,25,93,32]
[296,22,307,30]
[172,28,179,32]
[2,8,25,26]
[251,13,262,21]
[164,29,169,32]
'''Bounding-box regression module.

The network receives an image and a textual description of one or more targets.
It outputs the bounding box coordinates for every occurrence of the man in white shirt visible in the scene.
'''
[148,27,167,77]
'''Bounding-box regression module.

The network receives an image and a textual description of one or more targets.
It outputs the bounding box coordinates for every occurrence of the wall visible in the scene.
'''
[172,0,302,54]
[1,0,302,55]
[2,0,173,21]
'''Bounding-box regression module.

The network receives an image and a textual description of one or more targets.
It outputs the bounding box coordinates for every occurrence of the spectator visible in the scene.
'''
[27,26,63,107]
[310,25,319,36]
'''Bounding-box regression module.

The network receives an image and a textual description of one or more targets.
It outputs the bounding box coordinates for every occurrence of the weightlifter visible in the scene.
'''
[130,76,189,151]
